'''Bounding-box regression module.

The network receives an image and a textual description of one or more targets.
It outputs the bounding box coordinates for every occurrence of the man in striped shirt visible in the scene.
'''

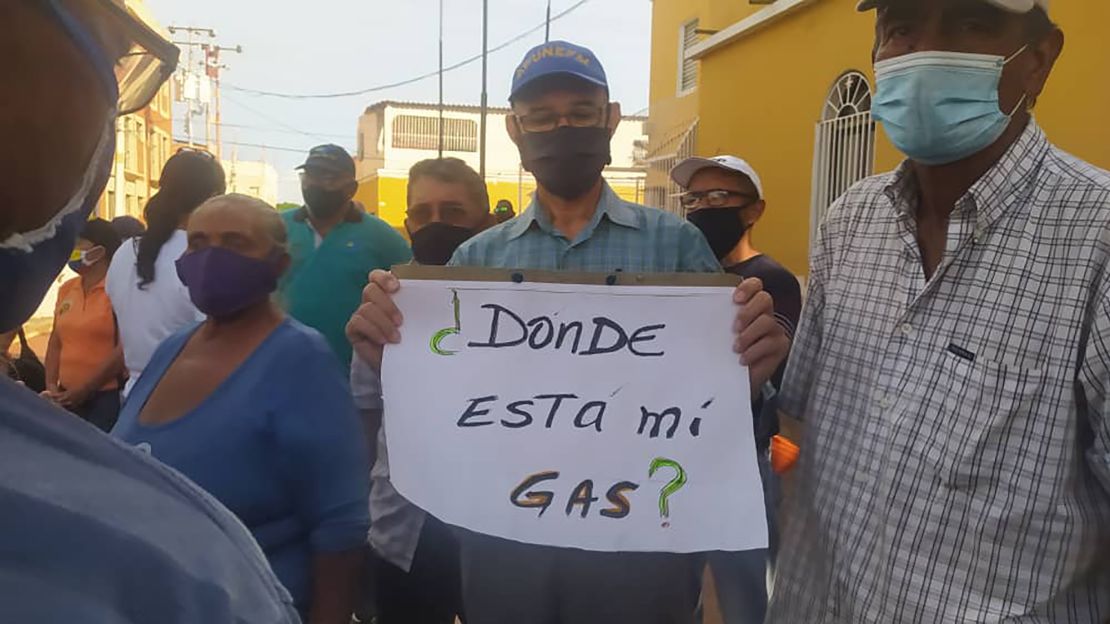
[770,1,1110,621]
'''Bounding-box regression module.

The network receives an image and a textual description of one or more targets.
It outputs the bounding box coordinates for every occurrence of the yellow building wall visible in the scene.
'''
[697,0,885,276]
[695,0,1110,277]
[648,0,708,139]
[1035,2,1110,169]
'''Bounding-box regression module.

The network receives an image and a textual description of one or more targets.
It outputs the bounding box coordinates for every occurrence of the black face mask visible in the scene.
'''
[686,206,750,261]
[303,186,349,221]
[409,222,476,266]
[519,126,612,200]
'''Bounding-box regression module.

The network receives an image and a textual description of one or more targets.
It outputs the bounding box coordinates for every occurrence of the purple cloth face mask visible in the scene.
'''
[175,246,281,319]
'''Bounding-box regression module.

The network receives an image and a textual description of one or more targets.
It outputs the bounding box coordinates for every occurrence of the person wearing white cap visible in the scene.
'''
[770,1,1110,623]
[670,156,802,356]
[671,155,801,624]
[666,156,799,621]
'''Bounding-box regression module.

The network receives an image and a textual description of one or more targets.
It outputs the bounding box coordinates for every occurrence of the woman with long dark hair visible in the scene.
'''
[106,149,226,399]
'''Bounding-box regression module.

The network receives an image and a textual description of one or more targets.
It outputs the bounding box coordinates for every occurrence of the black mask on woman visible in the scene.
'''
[409,222,475,266]
[519,126,612,200]
[303,186,349,221]
[686,206,750,260]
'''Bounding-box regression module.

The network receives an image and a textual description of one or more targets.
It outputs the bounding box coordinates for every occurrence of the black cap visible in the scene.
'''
[297,144,356,177]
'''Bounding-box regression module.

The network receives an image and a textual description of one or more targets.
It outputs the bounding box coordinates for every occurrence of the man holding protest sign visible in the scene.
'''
[348,40,790,624]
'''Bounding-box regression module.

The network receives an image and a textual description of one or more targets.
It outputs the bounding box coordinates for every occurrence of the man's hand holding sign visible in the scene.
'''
[348,267,788,553]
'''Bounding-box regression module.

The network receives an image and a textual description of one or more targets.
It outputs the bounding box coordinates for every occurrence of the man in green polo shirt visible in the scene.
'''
[279,144,411,370]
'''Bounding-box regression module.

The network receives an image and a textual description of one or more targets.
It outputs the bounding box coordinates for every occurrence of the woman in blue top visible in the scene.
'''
[113,194,370,623]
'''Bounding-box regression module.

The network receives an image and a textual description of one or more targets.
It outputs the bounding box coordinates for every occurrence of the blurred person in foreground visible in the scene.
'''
[1,326,46,393]
[107,148,226,399]
[0,1,299,621]
[113,194,371,622]
[351,157,493,624]
[770,1,1110,621]
[347,40,790,624]
[42,218,124,431]
[670,155,803,624]
[279,144,412,370]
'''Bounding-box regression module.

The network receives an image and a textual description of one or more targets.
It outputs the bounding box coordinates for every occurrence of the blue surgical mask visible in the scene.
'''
[872,47,1028,166]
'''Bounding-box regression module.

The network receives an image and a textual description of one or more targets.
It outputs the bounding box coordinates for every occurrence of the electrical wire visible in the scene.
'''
[201,121,352,140]
[221,93,337,143]
[223,0,589,100]
[174,137,352,155]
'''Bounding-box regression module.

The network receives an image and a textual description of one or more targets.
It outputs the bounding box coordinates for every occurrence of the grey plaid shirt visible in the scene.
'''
[769,121,1110,623]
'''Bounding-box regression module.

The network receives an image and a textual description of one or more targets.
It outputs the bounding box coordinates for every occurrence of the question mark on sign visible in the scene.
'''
[430,290,462,356]
[648,457,688,528]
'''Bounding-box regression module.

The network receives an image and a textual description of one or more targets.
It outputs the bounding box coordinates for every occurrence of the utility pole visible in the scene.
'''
[479,0,489,179]
[169,25,240,157]
[545,0,552,42]
[168,26,214,148]
[203,43,243,160]
[438,0,445,158]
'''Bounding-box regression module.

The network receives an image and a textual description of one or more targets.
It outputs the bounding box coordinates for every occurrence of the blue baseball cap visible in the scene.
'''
[510,40,608,101]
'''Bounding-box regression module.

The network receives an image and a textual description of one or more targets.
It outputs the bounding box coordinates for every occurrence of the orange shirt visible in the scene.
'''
[53,277,118,392]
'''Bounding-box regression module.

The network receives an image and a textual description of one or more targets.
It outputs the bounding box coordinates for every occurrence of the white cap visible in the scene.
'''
[670,156,765,198]
[857,0,1048,13]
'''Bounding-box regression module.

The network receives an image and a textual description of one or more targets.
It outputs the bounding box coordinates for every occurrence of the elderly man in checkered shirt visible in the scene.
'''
[770,1,1110,622]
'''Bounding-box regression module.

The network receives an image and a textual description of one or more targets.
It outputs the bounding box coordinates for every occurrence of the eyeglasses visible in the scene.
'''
[678,189,758,210]
[514,105,608,133]
[50,0,181,116]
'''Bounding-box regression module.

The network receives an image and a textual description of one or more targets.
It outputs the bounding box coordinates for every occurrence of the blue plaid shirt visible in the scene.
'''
[450,183,720,272]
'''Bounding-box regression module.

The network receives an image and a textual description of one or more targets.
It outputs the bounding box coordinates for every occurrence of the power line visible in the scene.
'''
[174,137,351,156]
[221,92,336,144]
[224,0,589,100]
[177,119,351,140]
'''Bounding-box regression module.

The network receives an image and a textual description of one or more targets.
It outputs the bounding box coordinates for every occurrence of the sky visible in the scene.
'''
[145,0,653,203]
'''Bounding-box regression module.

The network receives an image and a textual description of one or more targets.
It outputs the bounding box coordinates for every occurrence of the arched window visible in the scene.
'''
[810,71,876,246]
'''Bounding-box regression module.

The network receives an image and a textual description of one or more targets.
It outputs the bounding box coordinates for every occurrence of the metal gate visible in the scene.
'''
[645,120,699,216]
[809,72,876,248]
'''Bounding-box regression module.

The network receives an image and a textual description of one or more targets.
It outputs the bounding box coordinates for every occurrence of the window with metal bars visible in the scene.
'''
[809,71,876,249]
[392,115,479,152]
[678,19,699,95]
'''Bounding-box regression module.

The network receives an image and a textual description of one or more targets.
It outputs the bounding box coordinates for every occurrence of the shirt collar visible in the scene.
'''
[883,120,1050,233]
[505,182,640,241]
[292,202,363,224]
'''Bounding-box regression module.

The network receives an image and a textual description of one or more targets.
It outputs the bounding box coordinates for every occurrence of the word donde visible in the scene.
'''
[467,304,666,358]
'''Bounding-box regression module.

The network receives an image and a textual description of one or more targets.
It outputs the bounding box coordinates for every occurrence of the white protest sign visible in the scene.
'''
[382,278,768,553]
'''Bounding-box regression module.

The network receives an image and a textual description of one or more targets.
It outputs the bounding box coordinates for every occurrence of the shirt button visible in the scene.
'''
[900,323,913,336]
[877,395,893,409]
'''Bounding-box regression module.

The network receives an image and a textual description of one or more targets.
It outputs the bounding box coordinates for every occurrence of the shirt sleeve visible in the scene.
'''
[375,221,413,269]
[769,269,804,341]
[350,354,383,411]
[274,339,371,553]
[1077,268,1110,496]
[676,221,723,273]
[778,200,840,422]
[447,237,478,267]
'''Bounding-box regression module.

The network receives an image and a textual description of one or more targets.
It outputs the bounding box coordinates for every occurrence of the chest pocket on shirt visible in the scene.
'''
[925,352,1051,495]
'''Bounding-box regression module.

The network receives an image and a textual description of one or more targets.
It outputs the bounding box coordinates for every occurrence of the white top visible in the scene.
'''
[106,230,205,398]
